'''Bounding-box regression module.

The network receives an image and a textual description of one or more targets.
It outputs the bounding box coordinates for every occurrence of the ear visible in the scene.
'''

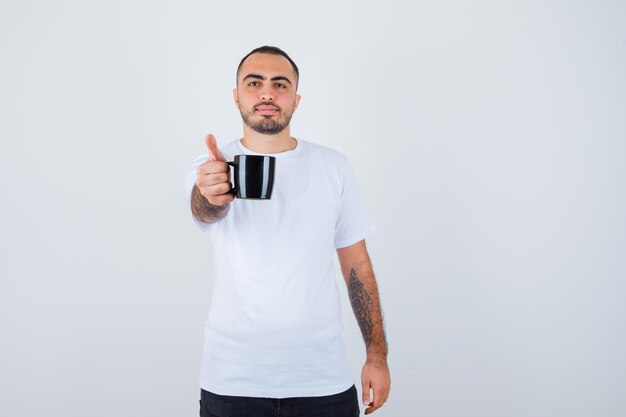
[293,94,302,112]
[233,88,239,108]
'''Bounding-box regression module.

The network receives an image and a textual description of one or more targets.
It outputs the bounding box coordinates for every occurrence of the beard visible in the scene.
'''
[239,104,294,135]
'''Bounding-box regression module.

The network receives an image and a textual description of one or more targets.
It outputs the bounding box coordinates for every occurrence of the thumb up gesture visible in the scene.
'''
[195,134,235,207]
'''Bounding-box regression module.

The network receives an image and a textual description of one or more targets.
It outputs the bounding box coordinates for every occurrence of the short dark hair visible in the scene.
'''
[236,45,299,91]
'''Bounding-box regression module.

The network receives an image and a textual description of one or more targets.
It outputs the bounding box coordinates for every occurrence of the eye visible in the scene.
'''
[275,83,286,88]
[248,81,260,87]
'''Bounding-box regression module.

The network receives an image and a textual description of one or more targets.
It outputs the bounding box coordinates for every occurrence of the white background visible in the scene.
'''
[1,1,625,416]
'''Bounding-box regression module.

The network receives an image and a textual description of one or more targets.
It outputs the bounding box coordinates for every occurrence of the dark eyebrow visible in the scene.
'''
[242,73,293,85]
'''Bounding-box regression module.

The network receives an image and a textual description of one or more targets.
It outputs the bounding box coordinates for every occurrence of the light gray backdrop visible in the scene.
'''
[1,1,624,416]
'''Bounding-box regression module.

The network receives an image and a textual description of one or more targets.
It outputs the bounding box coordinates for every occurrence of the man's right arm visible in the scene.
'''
[191,184,230,224]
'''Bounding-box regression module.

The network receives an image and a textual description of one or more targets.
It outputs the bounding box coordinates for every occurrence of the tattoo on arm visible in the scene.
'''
[348,268,374,349]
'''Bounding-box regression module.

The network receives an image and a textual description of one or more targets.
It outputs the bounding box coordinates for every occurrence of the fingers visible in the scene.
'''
[197,180,234,206]
[205,134,226,162]
[364,394,379,415]
[364,384,390,415]
[199,171,229,186]
[197,161,229,176]
[362,381,371,408]
[206,190,235,207]
[362,381,389,414]
[196,158,234,206]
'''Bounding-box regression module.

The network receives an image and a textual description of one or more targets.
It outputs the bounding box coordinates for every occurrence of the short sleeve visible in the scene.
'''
[184,154,214,233]
[333,159,377,249]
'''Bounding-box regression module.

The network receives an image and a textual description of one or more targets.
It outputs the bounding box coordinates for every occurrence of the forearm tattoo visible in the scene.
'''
[348,268,374,349]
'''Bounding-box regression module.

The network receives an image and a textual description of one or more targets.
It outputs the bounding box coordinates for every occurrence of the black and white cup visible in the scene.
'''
[226,155,276,199]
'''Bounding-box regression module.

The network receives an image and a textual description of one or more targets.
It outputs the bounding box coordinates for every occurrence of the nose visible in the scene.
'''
[260,85,274,102]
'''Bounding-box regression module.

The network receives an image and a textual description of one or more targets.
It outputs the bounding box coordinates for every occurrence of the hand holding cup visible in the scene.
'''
[195,134,235,207]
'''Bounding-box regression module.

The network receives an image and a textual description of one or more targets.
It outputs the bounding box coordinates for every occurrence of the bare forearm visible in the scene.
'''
[345,263,388,361]
[191,184,230,224]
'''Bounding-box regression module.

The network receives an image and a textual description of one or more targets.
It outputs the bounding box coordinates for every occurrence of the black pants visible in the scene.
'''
[199,384,360,417]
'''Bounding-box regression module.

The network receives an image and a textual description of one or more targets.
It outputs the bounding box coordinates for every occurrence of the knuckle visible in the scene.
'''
[209,161,228,173]
[206,185,219,196]
[216,182,231,194]
[197,178,209,189]
[205,173,218,185]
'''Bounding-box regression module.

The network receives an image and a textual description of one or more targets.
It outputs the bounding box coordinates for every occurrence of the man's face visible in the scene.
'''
[233,53,301,135]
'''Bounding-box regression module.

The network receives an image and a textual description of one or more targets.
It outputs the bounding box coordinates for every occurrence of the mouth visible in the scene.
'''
[256,105,278,115]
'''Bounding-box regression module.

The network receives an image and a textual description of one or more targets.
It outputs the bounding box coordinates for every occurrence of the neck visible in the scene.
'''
[241,125,297,153]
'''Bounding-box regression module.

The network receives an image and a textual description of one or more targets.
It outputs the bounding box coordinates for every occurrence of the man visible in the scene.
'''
[185,46,390,416]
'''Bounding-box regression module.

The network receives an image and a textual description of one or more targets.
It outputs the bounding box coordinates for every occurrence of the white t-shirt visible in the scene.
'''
[184,137,377,398]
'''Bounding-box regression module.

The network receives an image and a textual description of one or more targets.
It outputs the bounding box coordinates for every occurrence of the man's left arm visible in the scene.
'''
[337,239,390,415]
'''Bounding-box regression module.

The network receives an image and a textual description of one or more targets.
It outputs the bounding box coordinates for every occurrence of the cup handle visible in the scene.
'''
[226,161,237,194]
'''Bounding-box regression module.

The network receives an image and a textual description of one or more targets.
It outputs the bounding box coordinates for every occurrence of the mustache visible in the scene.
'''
[255,103,280,110]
